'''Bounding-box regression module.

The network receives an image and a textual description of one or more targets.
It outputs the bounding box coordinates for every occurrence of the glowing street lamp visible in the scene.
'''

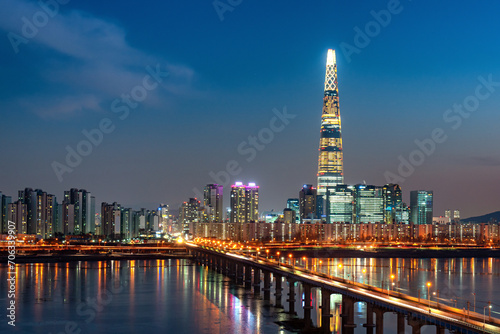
[277,251,280,266]
[389,274,395,296]
[266,249,269,259]
[427,282,432,308]
[483,304,492,329]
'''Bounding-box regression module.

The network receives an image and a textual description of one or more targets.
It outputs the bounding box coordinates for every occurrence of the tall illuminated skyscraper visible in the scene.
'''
[317,49,343,196]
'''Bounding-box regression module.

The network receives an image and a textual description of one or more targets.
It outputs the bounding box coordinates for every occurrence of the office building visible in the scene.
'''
[410,190,433,225]
[325,185,355,223]
[355,185,384,223]
[299,184,317,222]
[382,184,402,224]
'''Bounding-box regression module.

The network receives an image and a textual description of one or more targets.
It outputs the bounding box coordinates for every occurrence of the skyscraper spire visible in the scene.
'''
[317,49,343,196]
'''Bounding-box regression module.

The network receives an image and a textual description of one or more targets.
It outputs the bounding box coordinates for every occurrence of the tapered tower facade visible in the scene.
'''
[317,49,343,196]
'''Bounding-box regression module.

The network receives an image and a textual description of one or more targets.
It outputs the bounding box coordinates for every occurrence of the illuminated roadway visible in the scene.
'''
[187,242,500,334]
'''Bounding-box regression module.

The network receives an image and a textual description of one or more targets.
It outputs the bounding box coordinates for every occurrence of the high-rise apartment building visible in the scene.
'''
[410,190,433,225]
[63,189,95,234]
[230,182,259,224]
[204,184,223,222]
[317,49,344,196]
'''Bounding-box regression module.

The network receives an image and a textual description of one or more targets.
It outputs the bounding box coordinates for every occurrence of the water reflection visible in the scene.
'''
[0,257,498,334]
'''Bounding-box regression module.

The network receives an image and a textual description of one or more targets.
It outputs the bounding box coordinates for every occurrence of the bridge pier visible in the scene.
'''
[216,257,222,273]
[436,325,445,334]
[287,278,296,315]
[229,262,236,279]
[236,263,244,284]
[320,288,332,334]
[363,303,375,334]
[303,284,313,329]
[253,267,261,295]
[407,317,424,334]
[274,275,283,308]
[374,307,385,334]
[262,271,271,301]
[397,313,405,334]
[341,296,356,334]
[244,265,252,289]
[208,254,214,269]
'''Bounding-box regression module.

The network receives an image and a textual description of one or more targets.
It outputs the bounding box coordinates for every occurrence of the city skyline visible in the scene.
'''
[1,1,500,218]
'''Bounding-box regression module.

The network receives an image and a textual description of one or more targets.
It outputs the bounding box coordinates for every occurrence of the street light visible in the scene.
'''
[427,282,431,309]
[276,251,280,266]
[266,249,269,259]
[483,304,492,329]
[389,274,395,296]
[289,254,294,270]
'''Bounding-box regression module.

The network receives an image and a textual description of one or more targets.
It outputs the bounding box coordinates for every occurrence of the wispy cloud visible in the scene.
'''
[0,0,194,118]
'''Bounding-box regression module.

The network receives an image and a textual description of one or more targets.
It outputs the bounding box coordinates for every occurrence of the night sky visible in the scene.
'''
[1,0,499,218]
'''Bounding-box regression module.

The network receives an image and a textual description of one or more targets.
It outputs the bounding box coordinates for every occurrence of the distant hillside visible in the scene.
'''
[462,211,500,223]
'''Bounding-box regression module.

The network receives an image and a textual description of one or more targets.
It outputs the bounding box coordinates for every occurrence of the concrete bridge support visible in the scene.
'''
[374,307,385,334]
[320,288,332,334]
[363,303,375,334]
[303,284,313,329]
[274,275,283,308]
[287,278,296,315]
[341,296,356,334]
[244,265,252,289]
[253,267,261,294]
[397,313,405,334]
[236,263,244,284]
[407,317,425,334]
[262,271,271,301]
[436,326,445,334]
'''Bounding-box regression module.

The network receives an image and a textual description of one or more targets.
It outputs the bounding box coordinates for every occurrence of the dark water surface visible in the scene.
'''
[1,257,499,333]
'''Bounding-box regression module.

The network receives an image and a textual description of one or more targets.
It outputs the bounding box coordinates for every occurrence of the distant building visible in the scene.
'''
[15,188,57,238]
[382,184,402,224]
[286,198,300,222]
[283,208,296,224]
[325,185,355,223]
[63,189,95,234]
[230,182,259,224]
[179,198,201,236]
[410,190,433,225]
[204,184,223,222]
[395,202,410,224]
[355,185,384,224]
[299,184,317,222]
[0,192,12,234]
[101,202,121,239]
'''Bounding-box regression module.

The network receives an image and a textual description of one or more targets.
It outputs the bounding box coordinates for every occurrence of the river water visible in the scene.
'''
[0,257,498,334]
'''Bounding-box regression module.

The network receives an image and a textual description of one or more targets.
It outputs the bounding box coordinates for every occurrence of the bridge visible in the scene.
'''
[187,243,500,334]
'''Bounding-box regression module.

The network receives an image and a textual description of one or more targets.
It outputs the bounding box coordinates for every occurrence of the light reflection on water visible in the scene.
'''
[0,257,498,334]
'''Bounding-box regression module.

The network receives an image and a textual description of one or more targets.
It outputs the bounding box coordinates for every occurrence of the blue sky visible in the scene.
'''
[1,0,499,218]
